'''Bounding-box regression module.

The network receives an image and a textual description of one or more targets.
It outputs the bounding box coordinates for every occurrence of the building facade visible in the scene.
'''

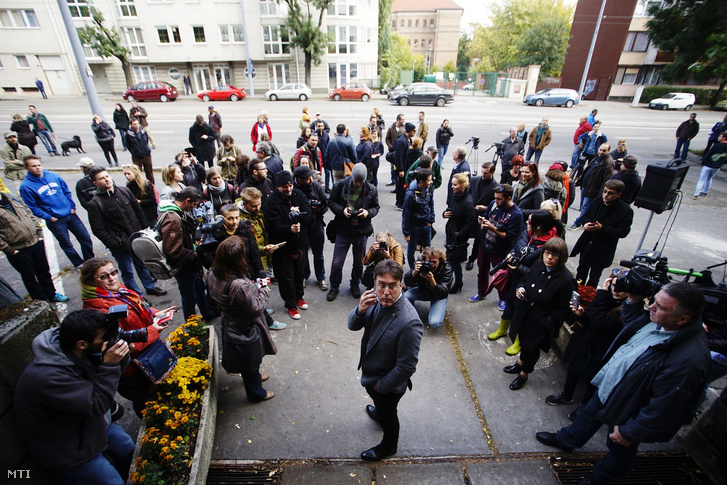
[390,0,462,70]
[0,0,379,96]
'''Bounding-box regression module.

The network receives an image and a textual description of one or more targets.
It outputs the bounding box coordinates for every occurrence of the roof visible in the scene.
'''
[392,0,463,13]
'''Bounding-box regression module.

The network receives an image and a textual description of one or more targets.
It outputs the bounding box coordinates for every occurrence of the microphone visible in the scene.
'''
[619,260,638,268]
[256,270,270,288]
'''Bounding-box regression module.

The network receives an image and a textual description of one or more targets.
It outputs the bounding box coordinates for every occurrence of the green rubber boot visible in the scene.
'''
[506,335,521,356]
[488,319,511,341]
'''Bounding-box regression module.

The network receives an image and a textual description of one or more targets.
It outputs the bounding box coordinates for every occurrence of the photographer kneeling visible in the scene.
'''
[81,257,175,416]
[403,247,453,329]
[362,231,404,289]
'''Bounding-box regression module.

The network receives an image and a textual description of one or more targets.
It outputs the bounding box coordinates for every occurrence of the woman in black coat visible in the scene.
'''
[113,103,130,151]
[503,237,576,390]
[512,162,544,218]
[10,114,37,154]
[123,164,157,226]
[443,172,477,293]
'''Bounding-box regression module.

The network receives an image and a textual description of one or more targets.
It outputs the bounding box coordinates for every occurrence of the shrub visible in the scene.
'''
[639,86,727,105]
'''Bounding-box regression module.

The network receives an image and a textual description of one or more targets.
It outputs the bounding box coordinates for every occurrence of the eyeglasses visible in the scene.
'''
[96,269,119,281]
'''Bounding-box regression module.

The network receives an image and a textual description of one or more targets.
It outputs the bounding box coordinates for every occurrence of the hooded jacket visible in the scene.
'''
[159,203,201,271]
[14,328,128,470]
[19,169,75,220]
[328,177,380,238]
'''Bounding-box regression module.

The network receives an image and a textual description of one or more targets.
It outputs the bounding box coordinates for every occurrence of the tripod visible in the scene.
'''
[467,142,480,175]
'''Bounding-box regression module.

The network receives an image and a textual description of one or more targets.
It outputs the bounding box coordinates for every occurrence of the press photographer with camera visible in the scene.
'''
[537,281,710,485]
[15,310,135,484]
[402,169,435,269]
[81,257,175,416]
[403,247,453,329]
[362,231,404,289]
[293,165,329,290]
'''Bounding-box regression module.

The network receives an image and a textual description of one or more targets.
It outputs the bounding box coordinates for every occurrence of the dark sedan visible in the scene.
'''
[389,84,454,107]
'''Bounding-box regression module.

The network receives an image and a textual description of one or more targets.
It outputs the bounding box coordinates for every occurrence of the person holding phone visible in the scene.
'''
[80,257,175,416]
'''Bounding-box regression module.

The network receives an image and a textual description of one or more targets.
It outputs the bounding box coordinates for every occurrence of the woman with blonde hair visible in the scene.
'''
[159,164,186,201]
[123,164,157,225]
[444,172,477,293]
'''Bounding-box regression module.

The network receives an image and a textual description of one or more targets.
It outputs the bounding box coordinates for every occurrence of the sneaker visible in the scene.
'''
[327,289,339,301]
[568,403,585,421]
[693,196,699,200]
[319,279,329,290]
[269,320,287,330]
[351,285,361,298]
[147,287,168,296]
[395,204,403,211]
[469,294,482,303]
[50,293,69,303]
[497,300,506,311]
[287,307,301,320]
[296,299,309,310]
[266,308,275,315]
[111,401,125,421]
[546,392,574,406]
[386,182,395,186]
[302,279,307,288]
[568,224,582,231]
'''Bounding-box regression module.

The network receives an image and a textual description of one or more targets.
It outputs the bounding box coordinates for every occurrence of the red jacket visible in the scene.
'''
[573,122,592,145]
[250,122,272,152]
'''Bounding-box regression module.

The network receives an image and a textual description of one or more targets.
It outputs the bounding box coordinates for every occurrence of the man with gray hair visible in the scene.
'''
[327,163,379,301]
[501,127,524,174]
[256,141,283,187]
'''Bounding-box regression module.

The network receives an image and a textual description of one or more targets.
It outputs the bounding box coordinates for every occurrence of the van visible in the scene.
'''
[648,93,696,111]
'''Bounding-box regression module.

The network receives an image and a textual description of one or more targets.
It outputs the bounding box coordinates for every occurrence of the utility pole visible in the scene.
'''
[56,0,104,118]
[239,0,255,96]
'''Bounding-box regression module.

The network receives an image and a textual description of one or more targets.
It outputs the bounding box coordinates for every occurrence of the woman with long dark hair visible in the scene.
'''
[92,114,118,167]
[113,103,130,151]
[207,236,275,402]
[512,162,544,218]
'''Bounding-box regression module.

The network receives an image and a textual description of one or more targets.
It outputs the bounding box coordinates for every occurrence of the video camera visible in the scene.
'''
[104,304,148,345]
[290,209,308,224]
[193,200,225,269]
[466,137,480,149]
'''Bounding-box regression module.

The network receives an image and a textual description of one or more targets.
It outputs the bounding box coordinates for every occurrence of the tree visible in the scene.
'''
[76,8,134,88]
[456,34,471,73]
[378,0,395,71]
[647,0,727,106]
[280,0,334,88]
[380,34,416,85]
[467,0,573,77]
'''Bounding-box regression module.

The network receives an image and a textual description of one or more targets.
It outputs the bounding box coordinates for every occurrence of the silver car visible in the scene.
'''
[265,83,312,101]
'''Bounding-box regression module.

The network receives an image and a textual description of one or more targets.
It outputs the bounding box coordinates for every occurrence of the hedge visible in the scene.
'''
[639,86,727,105]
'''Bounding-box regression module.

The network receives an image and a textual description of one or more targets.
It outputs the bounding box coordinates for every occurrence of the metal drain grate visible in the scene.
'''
[206,465,282,485]
[549,453,714,485]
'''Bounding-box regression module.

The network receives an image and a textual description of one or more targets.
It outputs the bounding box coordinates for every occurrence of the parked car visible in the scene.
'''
[648,92,696,111]
[714,99,727,111]
[264,83,311,101]
[462,82,475,91]
[387,82,424,100]
[389,84,454,107]
[123,81,178,102]
[197,85,246,102]
[330,82,373,101]
[523,88,580,108]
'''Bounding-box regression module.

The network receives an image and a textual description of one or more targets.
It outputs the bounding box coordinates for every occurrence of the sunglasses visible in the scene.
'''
[96,269,119,281]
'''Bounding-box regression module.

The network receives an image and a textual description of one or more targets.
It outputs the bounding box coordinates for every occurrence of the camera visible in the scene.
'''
[490,254,521,275]
[310,200,323,210]
[349,208,363,217]
[466,136,480,148]
[419,260,433,276]
[104,305,148,345]
[194,201,226,269]
[613,251,670,296]
[290,209,308,224]
[378,240,388,252]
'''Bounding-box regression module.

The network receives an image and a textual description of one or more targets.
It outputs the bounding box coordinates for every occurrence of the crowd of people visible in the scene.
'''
[3,101,726,485]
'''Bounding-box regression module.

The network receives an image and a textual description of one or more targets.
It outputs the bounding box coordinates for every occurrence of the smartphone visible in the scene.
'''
[273,241,287,249]
[571,291,580,309]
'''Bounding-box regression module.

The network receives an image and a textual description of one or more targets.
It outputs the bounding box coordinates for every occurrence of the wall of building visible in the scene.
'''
[390,4,462,70]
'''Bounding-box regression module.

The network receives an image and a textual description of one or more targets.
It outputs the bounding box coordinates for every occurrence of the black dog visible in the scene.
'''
[61,136,85,156]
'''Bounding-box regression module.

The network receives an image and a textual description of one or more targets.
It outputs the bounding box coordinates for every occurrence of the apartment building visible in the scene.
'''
[390,0,462,70]
[0,0,379,96]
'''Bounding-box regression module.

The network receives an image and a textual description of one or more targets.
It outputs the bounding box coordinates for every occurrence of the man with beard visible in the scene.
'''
[294,132,323,175]
[240,159,275,203]
[0,131,32,191]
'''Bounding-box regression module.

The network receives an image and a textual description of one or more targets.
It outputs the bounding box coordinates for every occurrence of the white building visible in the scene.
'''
[0,0,379,96]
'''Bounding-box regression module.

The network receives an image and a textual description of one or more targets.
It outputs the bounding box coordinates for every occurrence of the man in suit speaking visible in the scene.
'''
[348,259,423,461]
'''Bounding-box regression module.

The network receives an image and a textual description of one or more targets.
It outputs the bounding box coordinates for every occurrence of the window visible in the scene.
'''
[83,42,100,58]
[421,39,425,47]
[262,26,289,54]
[637,66,662,85]
[415,20,419,27]
[220,25,229,42]
[260,0,277,16]
[328,26,357,54]
[158,27,170,43]
[193,26,206,43]
[233,25,244,42]
[133,65,157,83]
[400,20,404,27]
[67,0,91,18]
[428,40,432,49]
[171,26,181,42]
[119,0,136,16]
[623,32,649,52]
[220,25,244,43]
[15,55,30,68]
[124,28,147,57]
[408,20,412,27]
[328,0,355,16]
[0,9,40,28]
[413,39,418,47]
[430,19,435,28]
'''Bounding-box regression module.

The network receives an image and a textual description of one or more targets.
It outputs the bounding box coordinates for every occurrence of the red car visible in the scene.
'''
[123,81,178,102]
[197,85,247,102]
[329,82,373,102]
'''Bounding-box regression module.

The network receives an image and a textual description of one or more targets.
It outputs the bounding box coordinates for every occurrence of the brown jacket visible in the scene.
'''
[362,236,404,267]
[0,193,43,255]
[159,206,201,271]
[0,142,32,181]
[529,125,552,151]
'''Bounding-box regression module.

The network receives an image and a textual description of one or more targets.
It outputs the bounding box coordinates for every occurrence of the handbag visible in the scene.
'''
[325,218,338,243]
[133,339,178,384]
[446,242,469,263]
[485,268,511,295]
[344,161,354,176]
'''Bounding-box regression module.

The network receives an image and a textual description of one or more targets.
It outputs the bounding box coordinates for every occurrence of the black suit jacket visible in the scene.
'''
[570,197,633,269]
[348,295,423,394]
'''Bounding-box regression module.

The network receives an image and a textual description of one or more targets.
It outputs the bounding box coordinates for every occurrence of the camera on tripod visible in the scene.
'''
[466,137,480,148]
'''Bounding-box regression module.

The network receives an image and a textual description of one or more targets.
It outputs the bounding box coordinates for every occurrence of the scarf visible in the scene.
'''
[536,125,548,144]
[81,283,153,316]
[208,182,228,196]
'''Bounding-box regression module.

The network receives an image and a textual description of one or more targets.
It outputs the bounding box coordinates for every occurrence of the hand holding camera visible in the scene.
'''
[102,339,129,364]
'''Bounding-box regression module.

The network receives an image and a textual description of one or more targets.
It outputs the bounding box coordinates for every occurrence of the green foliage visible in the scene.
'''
[639,86,726,105]
[457,34,471,73]
[76,7,133,87]
[467,0,573,77]
[378,0,395,71]
[280,0,333,87]
[442,60,457,73]
[380,34,416,85]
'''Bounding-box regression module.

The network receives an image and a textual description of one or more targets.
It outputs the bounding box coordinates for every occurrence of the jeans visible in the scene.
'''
[242,370,268,402]
[305,225,326,282]
[110,248,156,294]
[526,147,543,164]
[47,213,95,267]
[174,269,210,320]
[556,395,640,483]
[406,226,431,270]
[694,166,719,196]
[329,233,367,291]
[37,129,57,155]
[570,144,581,170]
[438,145,449,164]
[325,169,333,190]
[405,287,448,328]
[54,423,134,485]
[573,196,595,227]
[366,384,405,450]
[132,155,155,185]
[7,240,56,300]
[476,248,505,299]
[675,138,690,160]
[118,129,127,150]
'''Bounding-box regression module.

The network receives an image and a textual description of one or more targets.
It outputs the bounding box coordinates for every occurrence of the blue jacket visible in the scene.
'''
[578,131,608,156]
[402,186,434,236]
[20,170,75,220]
[126,127,151,158]
[326,134,356,171]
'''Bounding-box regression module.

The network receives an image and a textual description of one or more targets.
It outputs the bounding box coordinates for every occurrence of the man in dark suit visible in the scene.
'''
[467,161,497,270]
[570,179,633,287]
[348,259,423,461]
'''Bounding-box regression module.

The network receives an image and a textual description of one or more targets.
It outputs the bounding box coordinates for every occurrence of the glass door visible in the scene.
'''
[214,64,231,86]
[193,64,212,91]
[267,63,289,89]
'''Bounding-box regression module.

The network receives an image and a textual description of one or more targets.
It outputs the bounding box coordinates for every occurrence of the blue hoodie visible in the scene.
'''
[19,169,75,220]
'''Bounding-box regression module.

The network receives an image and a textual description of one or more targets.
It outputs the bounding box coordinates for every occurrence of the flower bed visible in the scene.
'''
[129,316,219,485]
